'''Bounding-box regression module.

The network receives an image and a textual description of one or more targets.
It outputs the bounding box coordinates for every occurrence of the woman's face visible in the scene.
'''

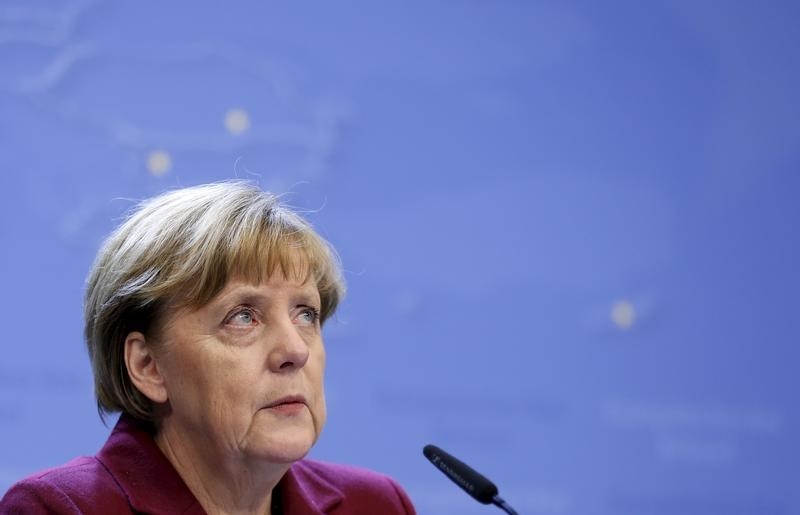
[154,273,326,465]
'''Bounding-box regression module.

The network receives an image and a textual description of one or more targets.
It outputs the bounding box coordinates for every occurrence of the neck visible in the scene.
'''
[154,421,289,515]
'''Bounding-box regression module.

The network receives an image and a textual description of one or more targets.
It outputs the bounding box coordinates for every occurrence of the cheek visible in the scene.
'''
[317,399,327,435]
[311,348,327,428]
[162,354,214,407]
[161,343,242,408]
[314,348,326,394]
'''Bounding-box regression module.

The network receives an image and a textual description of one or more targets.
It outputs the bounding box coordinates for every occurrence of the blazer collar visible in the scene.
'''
[96,414,205,514]
[278,460,344,514]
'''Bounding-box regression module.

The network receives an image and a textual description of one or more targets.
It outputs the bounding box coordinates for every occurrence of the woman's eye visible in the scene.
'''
[227,309,256,326]
[296,307,320,326]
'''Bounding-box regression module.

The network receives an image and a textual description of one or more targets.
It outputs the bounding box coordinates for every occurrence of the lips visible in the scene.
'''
[264,395,308,410]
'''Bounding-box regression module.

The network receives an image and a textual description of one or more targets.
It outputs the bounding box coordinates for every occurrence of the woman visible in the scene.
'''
[1,182,415,514]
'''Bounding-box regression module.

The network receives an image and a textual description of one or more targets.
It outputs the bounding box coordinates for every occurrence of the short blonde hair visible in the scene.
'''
[84,181,344,422]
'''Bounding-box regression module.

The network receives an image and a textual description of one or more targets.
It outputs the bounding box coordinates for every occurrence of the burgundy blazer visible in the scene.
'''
[0,415,415,514]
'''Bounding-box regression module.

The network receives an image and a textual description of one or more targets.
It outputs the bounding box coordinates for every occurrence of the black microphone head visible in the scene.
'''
[423,444,498,504]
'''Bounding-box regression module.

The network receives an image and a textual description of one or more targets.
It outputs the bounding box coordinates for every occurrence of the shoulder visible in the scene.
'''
[290,459,416,514]
[0,457,130,514]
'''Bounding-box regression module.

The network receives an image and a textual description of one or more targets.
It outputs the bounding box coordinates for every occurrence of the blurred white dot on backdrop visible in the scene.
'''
[611,299,636,331]
[146,150,172,176]
[224,108,251,136]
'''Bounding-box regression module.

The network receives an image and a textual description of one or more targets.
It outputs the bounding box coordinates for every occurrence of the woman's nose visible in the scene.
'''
[267,321,310,372]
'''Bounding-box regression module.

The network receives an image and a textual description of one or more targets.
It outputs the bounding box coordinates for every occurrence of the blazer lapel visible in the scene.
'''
[96,415,206,514]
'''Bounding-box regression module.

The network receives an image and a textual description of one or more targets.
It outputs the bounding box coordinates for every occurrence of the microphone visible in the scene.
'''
[423,444,519,515]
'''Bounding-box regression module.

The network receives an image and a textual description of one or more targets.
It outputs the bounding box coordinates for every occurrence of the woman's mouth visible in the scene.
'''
[263,395,307,415]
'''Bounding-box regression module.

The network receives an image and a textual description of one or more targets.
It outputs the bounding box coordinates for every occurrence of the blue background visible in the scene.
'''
[1,1,799,513]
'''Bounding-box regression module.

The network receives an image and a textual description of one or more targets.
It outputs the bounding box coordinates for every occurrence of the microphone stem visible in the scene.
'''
[492,495,519,515]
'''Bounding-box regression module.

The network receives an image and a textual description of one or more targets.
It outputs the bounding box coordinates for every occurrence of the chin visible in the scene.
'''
[243,421,319,464]
[240,407,323,464]
[251,435,316,464]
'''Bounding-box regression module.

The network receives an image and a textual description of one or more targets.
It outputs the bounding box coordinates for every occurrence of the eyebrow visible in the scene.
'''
[219,286,321,308]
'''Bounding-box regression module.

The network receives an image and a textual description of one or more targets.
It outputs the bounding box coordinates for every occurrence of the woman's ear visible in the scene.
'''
[124,331,168,404]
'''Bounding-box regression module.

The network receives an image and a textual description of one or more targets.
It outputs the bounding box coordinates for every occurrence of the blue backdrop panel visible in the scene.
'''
[1,1,799,514]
